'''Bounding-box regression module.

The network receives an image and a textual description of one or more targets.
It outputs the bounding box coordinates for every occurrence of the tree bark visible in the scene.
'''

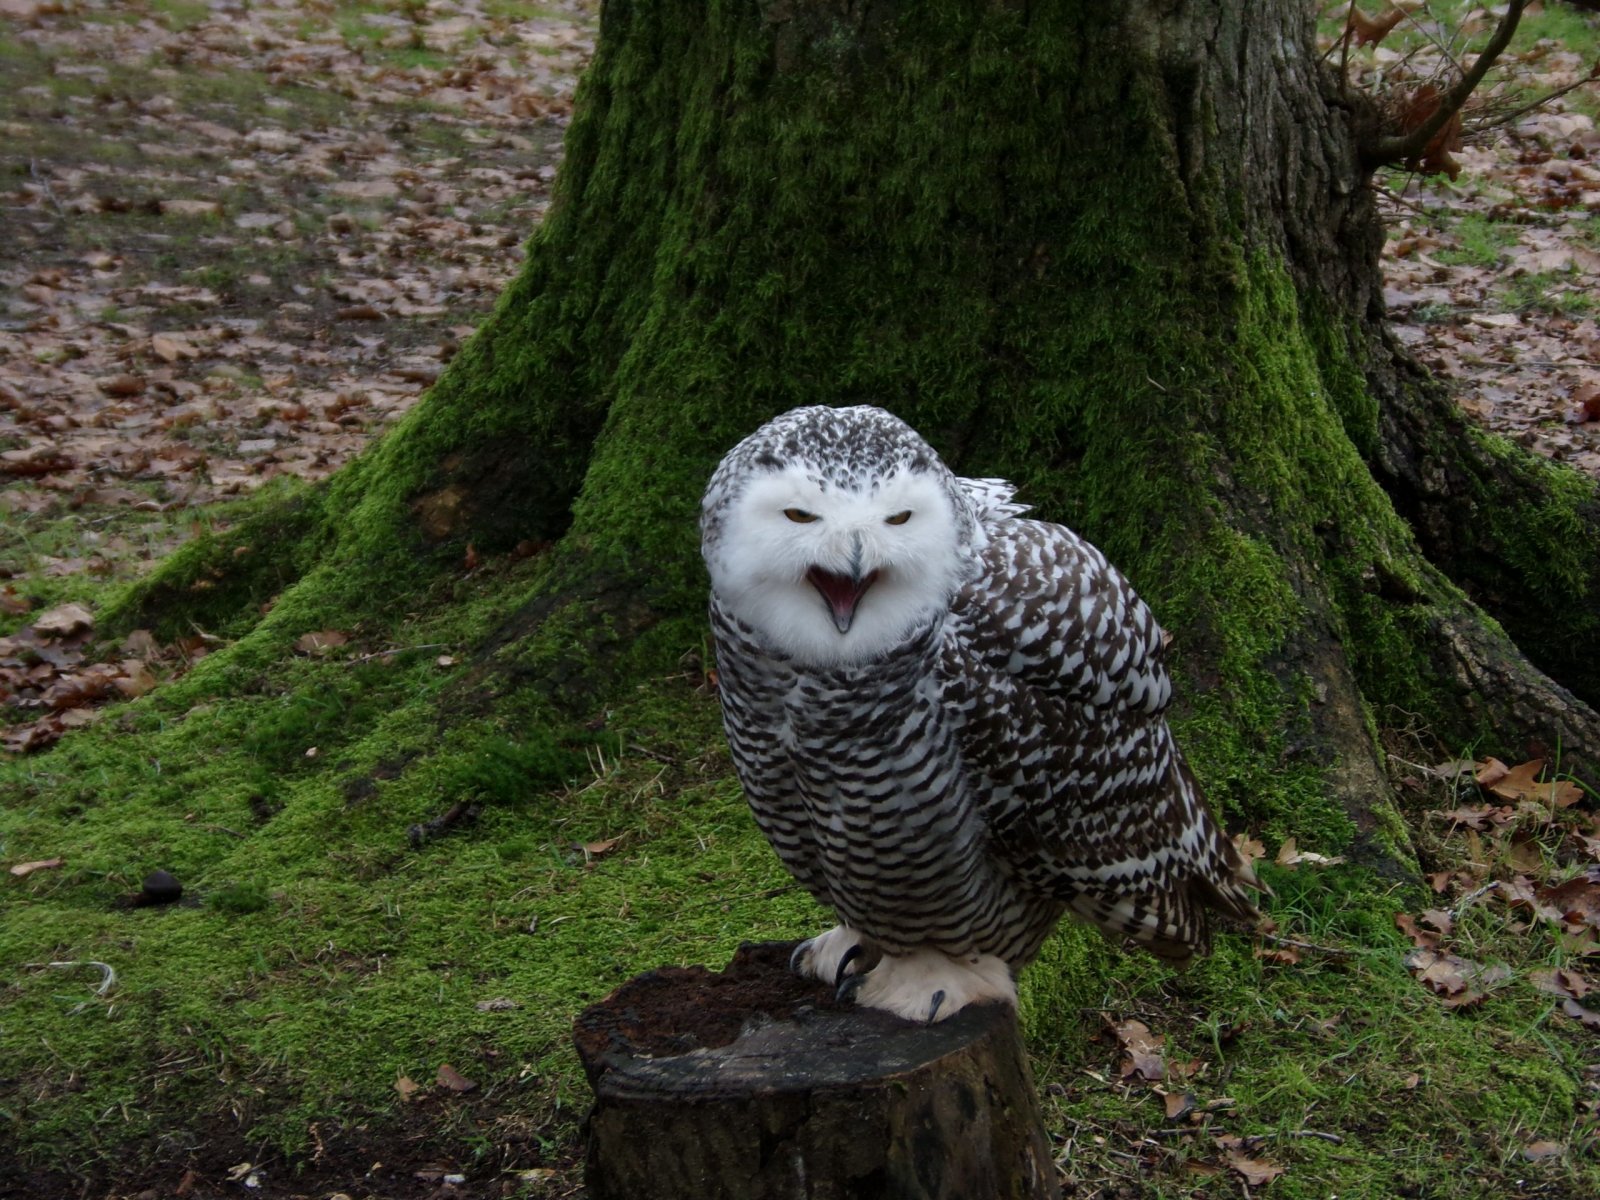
[108,0,1600,842]
[574,943,1059,1200]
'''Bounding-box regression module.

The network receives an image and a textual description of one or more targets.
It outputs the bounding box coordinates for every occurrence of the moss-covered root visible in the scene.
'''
[1373,364,1600,711]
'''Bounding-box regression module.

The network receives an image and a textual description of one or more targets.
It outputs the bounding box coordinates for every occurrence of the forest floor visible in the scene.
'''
[2,2,1599,1198]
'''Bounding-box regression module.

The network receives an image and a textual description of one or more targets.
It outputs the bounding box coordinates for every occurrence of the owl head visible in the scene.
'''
[701,406,982,668]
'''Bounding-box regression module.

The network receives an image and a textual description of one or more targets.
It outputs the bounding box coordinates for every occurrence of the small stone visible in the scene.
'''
[141,869,183,904]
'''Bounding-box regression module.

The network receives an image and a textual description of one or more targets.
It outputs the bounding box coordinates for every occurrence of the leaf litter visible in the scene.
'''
[2,0,597,752]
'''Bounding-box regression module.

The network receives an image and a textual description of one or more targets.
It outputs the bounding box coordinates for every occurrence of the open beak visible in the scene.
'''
[806,565,879,634]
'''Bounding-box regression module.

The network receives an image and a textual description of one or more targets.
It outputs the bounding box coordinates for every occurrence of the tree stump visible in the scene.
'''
[573,941,1059,1200]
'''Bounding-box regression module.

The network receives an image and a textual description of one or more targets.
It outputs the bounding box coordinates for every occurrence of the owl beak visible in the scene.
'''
[806,565,879,634]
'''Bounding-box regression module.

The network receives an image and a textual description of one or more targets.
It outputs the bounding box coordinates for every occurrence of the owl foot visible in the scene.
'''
[833,948,1016,1023]
[790,924,881,989]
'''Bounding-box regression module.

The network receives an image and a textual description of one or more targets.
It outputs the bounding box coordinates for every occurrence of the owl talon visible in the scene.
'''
[834,942,865,987]
[927,989,946,1023]
[836,972,867,1004]
[789,939,814,975]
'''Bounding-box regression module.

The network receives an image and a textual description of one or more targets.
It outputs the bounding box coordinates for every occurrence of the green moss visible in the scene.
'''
[6,0,1592,1191]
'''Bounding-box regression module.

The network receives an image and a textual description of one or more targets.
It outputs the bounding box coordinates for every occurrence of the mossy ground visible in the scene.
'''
[5,1,1600,1197]
[6,580,1597,1196]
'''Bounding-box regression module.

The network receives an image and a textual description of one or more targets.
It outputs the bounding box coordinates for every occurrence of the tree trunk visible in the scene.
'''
[574,942,1059,1200]
[110,1,1600,848]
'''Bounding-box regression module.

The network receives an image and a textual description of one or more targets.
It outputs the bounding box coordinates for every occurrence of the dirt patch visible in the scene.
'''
[572,940,841,1083]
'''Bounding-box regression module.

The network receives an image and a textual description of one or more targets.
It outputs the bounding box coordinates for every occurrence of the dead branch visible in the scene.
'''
[1362,0,1528,169]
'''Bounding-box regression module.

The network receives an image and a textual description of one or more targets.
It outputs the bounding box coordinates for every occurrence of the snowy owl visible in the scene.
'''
[701,405,1259,1023]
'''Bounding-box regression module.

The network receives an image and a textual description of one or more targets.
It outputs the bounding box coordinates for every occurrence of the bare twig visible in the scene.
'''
[28,159,66,217]
[344,642,451,665]
[1257,931,1360,959]
[1363,0,1528,168]
[1282,1129,1346,1145]
[1472,66,1600,132]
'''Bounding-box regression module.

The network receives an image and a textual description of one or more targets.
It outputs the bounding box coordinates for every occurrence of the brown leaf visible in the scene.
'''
[1522,1140,1565,1162]
[1431,805,1512,831]
[294,630,349,654]
[1474,757,1511,789]
[1488,759,1584,808]
[1232,834,1266,865]
[576,837,621,858]
[435,1063,477,1093]
[1349,5,1408,49]
[32,602,94,638]
[1561,998,1600,1031]
[1419,909,1454,938]
[9,857,64,877]
[1112,1018,1166,1083]
[1163,1090,1198,1121]
[1395,912,1437,948]
[394,1074,420,1102]
[1225,1153,1287,1186]
[1531,967,1593,1001]
[1254,944,1302,965]
[150,333,200,363]
[97,373,146,397]
[0,586,31,616]
[158,199,222,218]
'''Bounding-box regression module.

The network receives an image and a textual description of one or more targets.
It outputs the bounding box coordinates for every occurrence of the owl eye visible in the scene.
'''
[783,508,819,523]
[884,511,913,526]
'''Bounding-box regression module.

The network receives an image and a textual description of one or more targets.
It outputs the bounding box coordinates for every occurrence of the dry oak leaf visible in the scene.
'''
[1111,1018,1166,1083]
[1488,758,1584,808]
[1274,837,1346,869]
[1561,998,1600,1031]
[32,603,93,638]
[435,1063,478,1093]
[1349,5,1409,49]
[1531,967,1593,1001]
[294,630,349,654]
[1226,1153,1287,1186]
[1232,834,1267,865]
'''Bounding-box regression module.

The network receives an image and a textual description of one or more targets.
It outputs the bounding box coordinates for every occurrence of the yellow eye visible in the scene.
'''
[784,508,819,523]
[885,511,912,525]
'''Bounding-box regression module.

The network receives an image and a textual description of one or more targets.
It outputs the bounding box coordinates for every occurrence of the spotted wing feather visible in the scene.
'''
[945,490,1258,961]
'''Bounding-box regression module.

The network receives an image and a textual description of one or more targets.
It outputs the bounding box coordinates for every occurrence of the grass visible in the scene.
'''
[4,523,1597,1195]
[3,2,1597,1196]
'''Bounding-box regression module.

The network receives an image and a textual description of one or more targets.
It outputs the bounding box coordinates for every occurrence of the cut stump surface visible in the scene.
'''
[575,941,1059,1199]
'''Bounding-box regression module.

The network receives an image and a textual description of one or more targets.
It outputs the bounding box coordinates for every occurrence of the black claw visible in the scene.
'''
[836,972,867,1004]
[927,989,946,1023]
[834,942,865,988]
[789,939,814,975]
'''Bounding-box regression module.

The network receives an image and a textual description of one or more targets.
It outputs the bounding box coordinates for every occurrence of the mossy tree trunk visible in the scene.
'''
[117,0,1600,847]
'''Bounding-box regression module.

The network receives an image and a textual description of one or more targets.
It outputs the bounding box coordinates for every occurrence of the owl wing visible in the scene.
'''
[946,509,1258,962]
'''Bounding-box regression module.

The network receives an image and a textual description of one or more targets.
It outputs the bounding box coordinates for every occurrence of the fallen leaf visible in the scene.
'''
[158,199,222,218]
[1531,967,1593,1001]
[435,1063,477,1093]
[1225,1153,1286,1186]
[1561,998,1600,1031]
[1163,1090,1198,1120]
[32,602,94,637]
[1112,1018,1166,1083]
[1522,1140,1564,1162]
[394,1075,420,1101]
[576,837,621,858]
[1232,834,1266,865]
[9,857,64,877]
[294,630,349,654]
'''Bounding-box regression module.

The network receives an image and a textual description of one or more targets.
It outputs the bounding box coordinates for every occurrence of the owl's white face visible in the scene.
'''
[705,463,968,668]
